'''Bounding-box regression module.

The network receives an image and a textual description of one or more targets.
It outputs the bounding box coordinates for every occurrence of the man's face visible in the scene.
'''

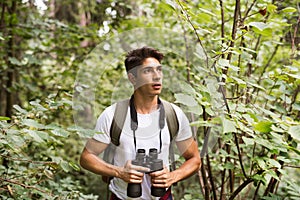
[130,57,163,96]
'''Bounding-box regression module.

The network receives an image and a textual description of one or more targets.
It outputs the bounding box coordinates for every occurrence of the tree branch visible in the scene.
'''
[223,0,240,81]
[229,178,254,200]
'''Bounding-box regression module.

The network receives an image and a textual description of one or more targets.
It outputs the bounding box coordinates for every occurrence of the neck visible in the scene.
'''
[132,92,159,114]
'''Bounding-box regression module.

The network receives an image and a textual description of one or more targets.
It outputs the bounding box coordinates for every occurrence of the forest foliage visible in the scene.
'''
[0,0,300,199]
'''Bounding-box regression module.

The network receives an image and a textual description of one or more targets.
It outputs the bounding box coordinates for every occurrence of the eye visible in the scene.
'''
[143,68,152,74]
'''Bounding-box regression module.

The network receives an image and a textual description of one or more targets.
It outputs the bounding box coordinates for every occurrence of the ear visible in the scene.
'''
[128,73,136,85]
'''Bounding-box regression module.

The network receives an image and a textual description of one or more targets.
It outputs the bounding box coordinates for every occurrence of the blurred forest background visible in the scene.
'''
[0,0,300,199]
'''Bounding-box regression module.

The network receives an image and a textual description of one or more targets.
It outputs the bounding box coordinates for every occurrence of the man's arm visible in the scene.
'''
[80,138,149,183]
[149,137,201,188]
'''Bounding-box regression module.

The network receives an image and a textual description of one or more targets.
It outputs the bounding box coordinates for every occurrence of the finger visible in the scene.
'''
[149,167,167,177]
[131,165,150,173]
[151,181,170,188]
[129,169,145,177]
[129,174,144,183]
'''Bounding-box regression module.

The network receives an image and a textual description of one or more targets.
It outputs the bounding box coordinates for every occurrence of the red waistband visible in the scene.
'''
[110,187,172,200]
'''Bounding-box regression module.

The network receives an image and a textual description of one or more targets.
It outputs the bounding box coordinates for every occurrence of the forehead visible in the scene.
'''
[142,57,161,67]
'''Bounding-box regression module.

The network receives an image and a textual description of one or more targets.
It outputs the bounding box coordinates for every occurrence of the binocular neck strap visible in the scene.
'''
[129,95,165,152]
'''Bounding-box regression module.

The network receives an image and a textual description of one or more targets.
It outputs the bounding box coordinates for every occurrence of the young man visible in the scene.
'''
[80,47,201,199]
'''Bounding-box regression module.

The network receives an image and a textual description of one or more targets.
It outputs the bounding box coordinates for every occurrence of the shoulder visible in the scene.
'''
[161,99,185,117]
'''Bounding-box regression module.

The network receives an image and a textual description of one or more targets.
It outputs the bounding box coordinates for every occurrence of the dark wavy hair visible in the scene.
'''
[124,46,164,74]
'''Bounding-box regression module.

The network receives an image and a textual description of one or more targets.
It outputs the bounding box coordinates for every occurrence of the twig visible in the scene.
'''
[0,177,52,196]
[242,0,257,21]
[219,0,225,58]
[224,0,240,78]
[0,154,57,165]
[283,164,300,169]
[176,0,209,68]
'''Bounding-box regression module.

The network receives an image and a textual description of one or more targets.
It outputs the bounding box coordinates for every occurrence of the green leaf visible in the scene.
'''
[174,93,198,107]
[267,158,281,169]
[67,125,101,137]
[60,160,71,172]
[24,130,45,143]
[249,22,267,31]
[256,137,274,150]
[13,105,28,114]
[30,101,48,111]
[186,104,203,115]
[179,82,196,95]
[231,76,246,85]
[256,158,267,169]
[0,116,10,121]
[252,174,267,185]
[223,162,235,170]
[198,8,217,17]
[69,161,80,171]
[247,81,266,91]
[281,7,297,13]
[22,119,45,129]
[222,118,236,133]
[165,0,176,10]
[8,57,23,66]
[288,125,300,141]
[267,169,280,181]
[50,129,69,137]
[253,121,273,133]
[242,136,254,146]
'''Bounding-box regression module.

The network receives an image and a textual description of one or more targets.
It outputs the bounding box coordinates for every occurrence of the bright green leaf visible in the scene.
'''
[69,162,80,171]
[253,121,273,133]
[0,116,10,121]
[267,4,277,13]
[281,7,297,13]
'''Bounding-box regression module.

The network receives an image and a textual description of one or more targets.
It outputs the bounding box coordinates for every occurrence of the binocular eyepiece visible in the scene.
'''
[127,148,166,198]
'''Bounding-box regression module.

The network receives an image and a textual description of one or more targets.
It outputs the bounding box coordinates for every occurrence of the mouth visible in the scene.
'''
[152,83,162,90]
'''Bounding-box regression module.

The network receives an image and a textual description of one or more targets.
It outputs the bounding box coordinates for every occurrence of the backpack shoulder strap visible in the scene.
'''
[161,100,179,175]
[110,99,129,146]
[161,100,179,140]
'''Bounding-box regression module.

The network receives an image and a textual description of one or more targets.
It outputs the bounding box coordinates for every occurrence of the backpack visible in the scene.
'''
[102,98,179,183]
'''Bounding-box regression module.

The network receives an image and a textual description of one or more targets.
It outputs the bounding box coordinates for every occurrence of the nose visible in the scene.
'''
[152,68,162,81]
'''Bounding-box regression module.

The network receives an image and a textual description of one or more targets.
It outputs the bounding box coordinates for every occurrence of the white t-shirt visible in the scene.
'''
[93,101,192,200]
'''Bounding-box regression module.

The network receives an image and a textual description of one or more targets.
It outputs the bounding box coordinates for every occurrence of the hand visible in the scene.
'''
[149,166,175,188]
[119,160,150,183]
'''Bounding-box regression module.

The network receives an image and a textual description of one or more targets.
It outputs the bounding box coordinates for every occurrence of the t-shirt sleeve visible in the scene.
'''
[93,104,116,144]
[172,104,193,142]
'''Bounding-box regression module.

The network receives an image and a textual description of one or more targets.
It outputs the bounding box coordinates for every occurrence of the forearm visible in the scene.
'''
[170,156,201,183]
[171,138,201,184]
[80,148,123,178]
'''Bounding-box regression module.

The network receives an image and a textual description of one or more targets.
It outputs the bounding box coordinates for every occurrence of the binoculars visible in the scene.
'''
[127,148,166,198]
